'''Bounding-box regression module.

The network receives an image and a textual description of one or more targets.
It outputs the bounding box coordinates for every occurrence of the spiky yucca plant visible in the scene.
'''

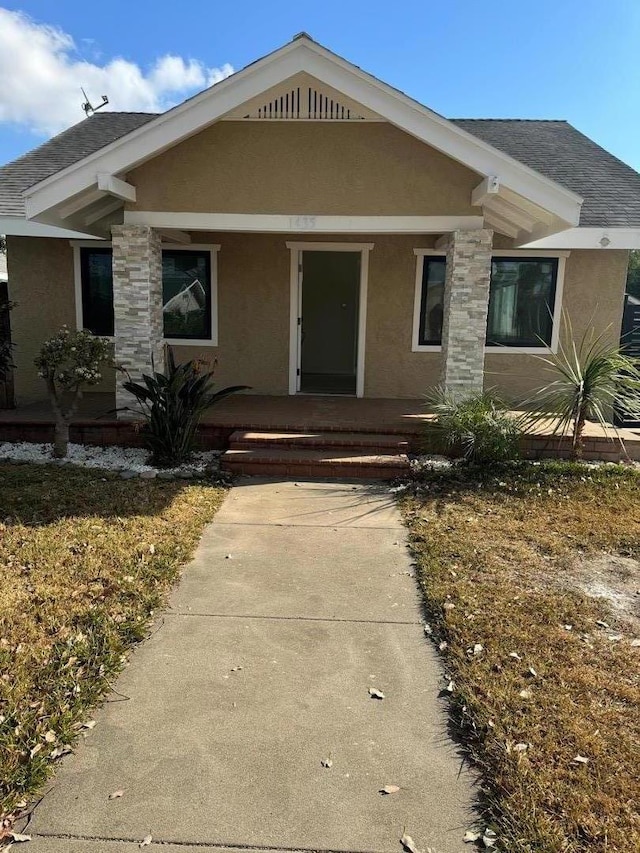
[121,349,249,466]
[523,317,640,459]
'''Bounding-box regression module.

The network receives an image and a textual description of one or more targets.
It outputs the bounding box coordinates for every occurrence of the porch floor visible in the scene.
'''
[0,393,430,435]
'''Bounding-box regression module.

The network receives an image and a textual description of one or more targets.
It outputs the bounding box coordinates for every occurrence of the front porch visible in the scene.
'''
[1,392,639,464]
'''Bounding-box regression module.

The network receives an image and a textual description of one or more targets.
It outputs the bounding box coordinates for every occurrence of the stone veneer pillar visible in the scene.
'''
[439,229,494,396]
[111,224,164,415]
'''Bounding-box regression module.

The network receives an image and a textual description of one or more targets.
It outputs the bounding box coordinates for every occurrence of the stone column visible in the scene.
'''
[439,229,493,396]
[111,224,164,415]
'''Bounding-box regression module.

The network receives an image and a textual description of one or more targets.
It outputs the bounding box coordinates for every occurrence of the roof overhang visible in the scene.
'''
[21,35,583,240]
[0,215,95,239]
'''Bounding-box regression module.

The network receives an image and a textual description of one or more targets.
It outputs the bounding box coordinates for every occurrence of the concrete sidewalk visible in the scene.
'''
[27,479,475,853]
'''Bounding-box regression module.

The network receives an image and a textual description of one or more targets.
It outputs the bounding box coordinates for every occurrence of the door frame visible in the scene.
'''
[286,241,373,397]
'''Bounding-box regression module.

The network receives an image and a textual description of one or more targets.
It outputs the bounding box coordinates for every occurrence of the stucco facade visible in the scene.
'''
[6,231,629,405]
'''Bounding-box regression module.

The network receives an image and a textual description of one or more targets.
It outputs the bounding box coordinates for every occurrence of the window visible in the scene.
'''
[487,257,558,348]
[162,250,212,341]
[75,245,217,343]
[80,248,114,337]
[415,255,445,348]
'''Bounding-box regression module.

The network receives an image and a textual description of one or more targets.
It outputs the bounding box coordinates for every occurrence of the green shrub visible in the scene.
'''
[426,388,522,464]
[121,349,249,466]
[34,327,113,458]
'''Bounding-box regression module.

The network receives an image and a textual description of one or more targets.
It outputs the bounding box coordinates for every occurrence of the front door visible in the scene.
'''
[299,250,360,395]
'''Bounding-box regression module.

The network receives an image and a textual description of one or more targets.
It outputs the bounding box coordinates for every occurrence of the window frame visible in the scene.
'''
[72,241,220,346]
[411,248,569,354]
[412,248,445,352]
[485,250,567,354]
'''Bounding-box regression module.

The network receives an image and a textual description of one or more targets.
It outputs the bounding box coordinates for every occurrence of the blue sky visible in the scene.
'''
[1,0,639,169]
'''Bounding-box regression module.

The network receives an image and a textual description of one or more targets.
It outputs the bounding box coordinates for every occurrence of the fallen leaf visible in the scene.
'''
[7,832,32,843]
[445,679,455,693]
[44,730,56,743]
[230,666,243,672]
[438,641,448,651]
[50,745,72,759]
[573,754,589,765]
[139,835,152,848]
[29,743,42,758]
[519,689,533,699]
[527,667,538,678]
[608,634,623,642]
[631,639,640,647]
[369,687,385,700]
[400,832,419,853]
[148,544,155,554]
[513,742,529,752]
[320,757,333,768]
[109,790,124,799]
[508,651,522,661]
[380,784,400,794]
[82,720,97,730]
[225,554,233,560]
[595,620,610,628]
[423,624,433,636]
[472,643,483,656]
[463,830,481,843]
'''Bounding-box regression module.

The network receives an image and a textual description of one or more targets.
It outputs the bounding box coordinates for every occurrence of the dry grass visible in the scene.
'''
[0,463,225,822]
[401,462,640,853]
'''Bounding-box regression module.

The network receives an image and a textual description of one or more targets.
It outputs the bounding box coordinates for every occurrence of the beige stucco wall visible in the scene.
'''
[6,236,115,404]
[6,233,629,405]
[127,121,479,216]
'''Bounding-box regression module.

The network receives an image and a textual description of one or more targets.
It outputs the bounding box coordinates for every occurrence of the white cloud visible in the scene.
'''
[0,8,233,137]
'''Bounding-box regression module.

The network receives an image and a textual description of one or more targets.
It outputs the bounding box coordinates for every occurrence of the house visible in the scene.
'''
[1,33,640,417]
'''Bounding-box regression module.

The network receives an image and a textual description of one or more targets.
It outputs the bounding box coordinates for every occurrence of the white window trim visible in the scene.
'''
[411,247,569,355]
[412,249,445,352]
[71,240,220,346]
[286,241,373,398]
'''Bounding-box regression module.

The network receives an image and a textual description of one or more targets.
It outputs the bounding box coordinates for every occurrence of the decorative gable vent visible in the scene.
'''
[246,86,366,120]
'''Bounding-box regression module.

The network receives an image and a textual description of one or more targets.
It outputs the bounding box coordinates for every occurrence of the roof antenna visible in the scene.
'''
[81,87,109,117]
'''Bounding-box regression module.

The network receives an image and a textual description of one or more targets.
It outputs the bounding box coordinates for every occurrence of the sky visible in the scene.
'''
[0,1,639,169]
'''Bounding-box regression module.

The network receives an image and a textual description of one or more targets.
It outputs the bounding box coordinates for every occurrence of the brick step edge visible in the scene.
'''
[222,460,409,480]
[228,430,409,452]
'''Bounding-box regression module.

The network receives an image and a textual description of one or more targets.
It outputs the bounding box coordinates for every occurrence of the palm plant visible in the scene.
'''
[426,387,522,464]
[121,349,249,466]
[523,317,640,459]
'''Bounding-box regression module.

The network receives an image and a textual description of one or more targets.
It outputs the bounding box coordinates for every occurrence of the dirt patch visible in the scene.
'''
[570,554,640,631]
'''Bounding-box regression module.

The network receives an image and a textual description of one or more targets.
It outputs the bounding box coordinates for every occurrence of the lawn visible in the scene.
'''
[0,463,225,825]
[401,462,640,853]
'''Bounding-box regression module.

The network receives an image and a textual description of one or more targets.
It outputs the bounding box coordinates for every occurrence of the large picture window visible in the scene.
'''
[412,251,562,352]
[162,250,212,341]
[76,246,216,342]
[80,248,114,337]
[417,256,446,346]
[486,257,558,348]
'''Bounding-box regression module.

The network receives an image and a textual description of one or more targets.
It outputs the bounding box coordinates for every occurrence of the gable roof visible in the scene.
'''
[0,112,155,217]
[18,35,583,234]
[452,119,640,228]
[1,112,636,229]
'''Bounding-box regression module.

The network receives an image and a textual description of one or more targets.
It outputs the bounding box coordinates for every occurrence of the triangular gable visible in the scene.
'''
[24,34,582,235]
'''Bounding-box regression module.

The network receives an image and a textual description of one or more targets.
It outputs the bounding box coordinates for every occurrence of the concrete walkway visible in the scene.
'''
[27,480,475,853]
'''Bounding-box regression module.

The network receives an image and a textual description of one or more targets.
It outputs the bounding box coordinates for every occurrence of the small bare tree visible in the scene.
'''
[35,327,113,458]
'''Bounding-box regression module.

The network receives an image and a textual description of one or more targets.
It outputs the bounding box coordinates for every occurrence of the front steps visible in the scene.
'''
[221,430,411,479]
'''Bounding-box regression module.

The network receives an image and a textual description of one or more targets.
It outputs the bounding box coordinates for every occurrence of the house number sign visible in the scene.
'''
[289,215,317,230]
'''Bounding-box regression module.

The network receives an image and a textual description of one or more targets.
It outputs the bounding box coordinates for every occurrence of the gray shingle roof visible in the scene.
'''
[0,112,156,216]
[452,119,640,228]
[1,111,639,227]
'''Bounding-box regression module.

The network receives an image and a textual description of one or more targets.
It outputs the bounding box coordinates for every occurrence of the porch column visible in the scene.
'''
[440,228,493,396]
[111,224,164,414]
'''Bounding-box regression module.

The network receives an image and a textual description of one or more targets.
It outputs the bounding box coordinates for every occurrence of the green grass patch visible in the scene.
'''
[401,461,640,853]
[0,463,225,821]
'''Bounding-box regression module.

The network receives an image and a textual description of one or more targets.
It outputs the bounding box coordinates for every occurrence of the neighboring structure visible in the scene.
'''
[1,34,640,410]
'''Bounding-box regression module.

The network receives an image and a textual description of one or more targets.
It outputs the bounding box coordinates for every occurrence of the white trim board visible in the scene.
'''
[124,212,484,234]
[72,242,221,346]
[23,36,581,228]
[411,249,568,355]
[288,241,372,398]
[520,227,640,249]
[0,215,94,239]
